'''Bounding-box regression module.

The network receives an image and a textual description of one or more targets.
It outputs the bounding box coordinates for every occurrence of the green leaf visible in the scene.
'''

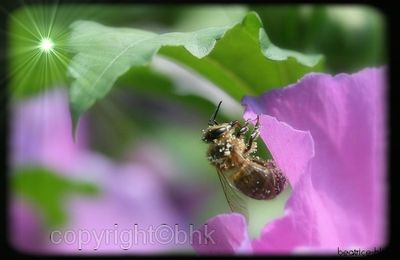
[68,11,324,128]
[159,12,323,99]
[11,167,99,228]
[8,4,187,99]
[251,5,385,73]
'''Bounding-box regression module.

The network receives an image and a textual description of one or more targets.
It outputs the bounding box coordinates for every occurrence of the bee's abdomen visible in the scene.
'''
[233,161,287,200]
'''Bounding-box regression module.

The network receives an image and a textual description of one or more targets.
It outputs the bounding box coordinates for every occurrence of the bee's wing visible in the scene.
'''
[216,169,249,221]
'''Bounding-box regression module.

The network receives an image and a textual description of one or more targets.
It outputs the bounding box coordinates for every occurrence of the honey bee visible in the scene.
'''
[202,101,287,220]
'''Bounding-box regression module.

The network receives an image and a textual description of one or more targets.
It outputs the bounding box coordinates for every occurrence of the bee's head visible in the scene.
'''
[202,101,237,143]
[202,123,231,143]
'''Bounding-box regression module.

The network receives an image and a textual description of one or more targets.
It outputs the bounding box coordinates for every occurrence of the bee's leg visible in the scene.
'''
[244,116,260,154]
[229,120,241,130]
[236,119,250,137]
[251,157,271,167]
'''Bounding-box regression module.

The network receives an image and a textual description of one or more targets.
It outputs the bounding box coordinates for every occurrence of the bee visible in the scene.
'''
[202,101,287,220]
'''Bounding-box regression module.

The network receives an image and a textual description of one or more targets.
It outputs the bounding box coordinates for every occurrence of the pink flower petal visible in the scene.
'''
[192,213,251,254]
[9,198,45,253]
[243,114,315,188]
[11,88,88,172]
[242,67,387,253]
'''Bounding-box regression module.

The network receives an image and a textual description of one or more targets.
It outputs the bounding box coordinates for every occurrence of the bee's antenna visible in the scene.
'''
[209,101,222,126]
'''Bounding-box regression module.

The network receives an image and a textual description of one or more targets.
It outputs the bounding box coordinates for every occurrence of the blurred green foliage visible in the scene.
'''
[12,167,99,228]
[252,5,385,73]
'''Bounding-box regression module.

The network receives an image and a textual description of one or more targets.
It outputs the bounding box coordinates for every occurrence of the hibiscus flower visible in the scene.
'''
[193,67,387,254]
